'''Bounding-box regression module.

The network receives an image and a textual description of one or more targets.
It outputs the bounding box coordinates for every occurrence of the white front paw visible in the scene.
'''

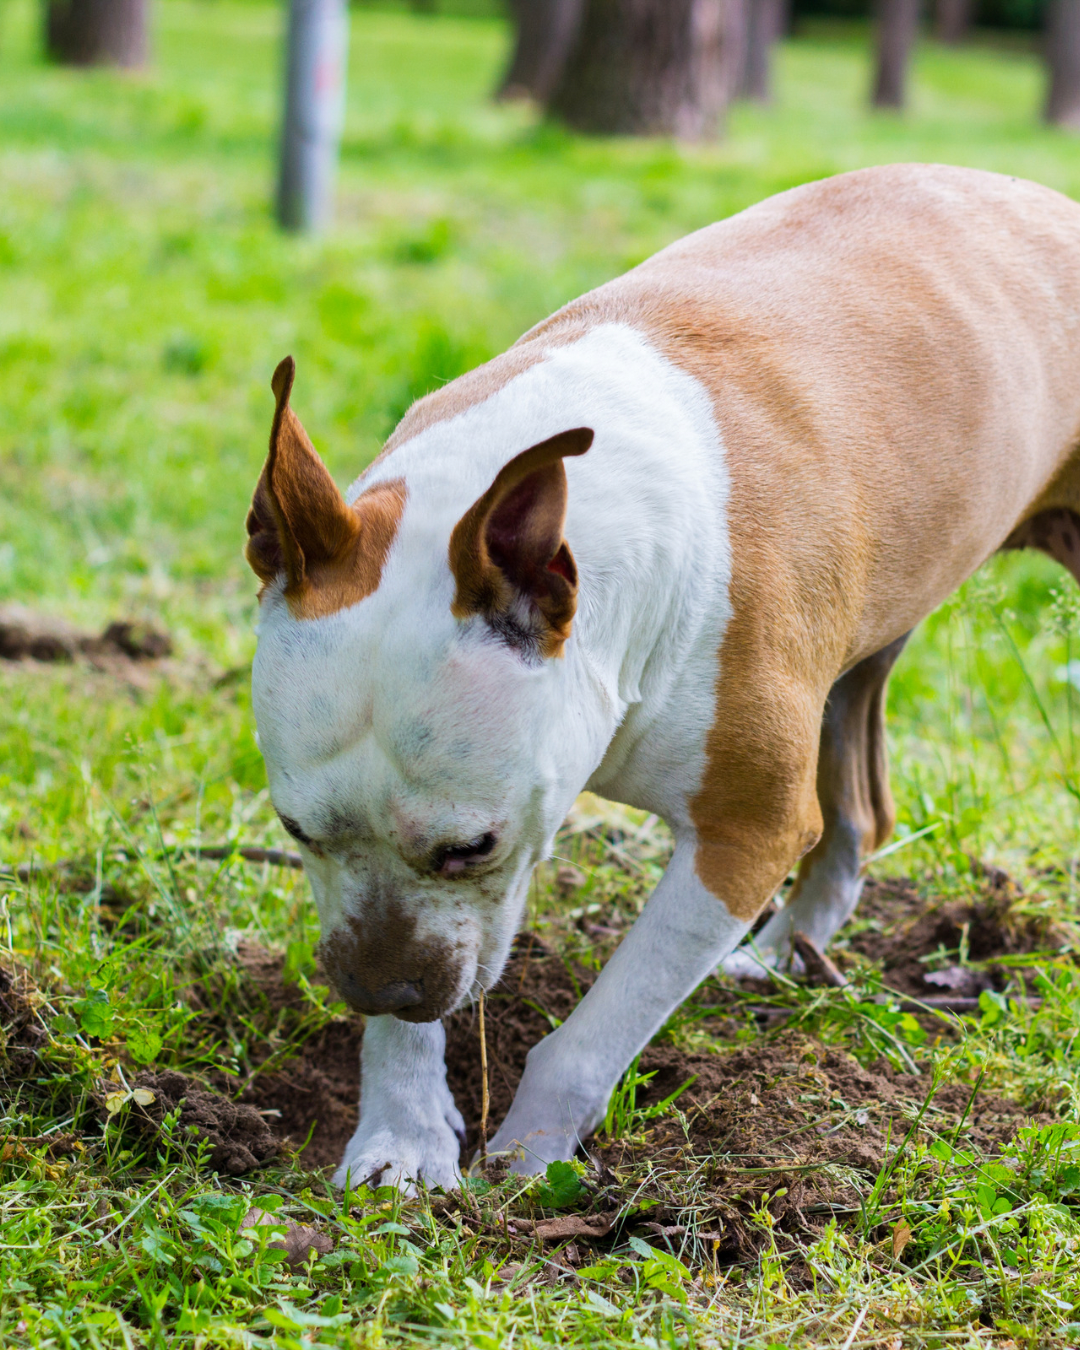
[333,1096,465,1195]
[485,1034,597,1175]
[485,1117,578,1175]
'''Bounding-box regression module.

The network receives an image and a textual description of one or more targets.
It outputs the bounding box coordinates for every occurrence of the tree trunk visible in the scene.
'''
[45,0,147,66]
[277,0,349,232]
[497,0,585,102]
[549,0,738,139]
[871,0,919,109]
[1046,0,1080,127]
[741,0,786,102]
[934,0,971,44]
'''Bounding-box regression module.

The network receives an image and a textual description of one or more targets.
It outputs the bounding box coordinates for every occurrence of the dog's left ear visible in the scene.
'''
[449,427,593,658]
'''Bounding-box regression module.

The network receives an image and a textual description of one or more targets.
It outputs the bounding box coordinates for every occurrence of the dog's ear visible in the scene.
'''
[448,427,593,658]
[246,356,406,616]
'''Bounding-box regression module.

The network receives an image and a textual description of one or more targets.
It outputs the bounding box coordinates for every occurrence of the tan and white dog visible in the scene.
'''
[246,164,1080,1191]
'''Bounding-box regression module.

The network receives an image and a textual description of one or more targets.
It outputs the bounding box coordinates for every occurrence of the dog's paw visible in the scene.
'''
[333,1099,465,1195]
[483,1120,578,1175]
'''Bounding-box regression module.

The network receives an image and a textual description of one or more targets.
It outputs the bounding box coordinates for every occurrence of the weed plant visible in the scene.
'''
[4,1,1080,1345]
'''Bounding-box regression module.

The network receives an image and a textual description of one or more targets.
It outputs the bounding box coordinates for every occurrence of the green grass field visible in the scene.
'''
[5,2,1080,1345]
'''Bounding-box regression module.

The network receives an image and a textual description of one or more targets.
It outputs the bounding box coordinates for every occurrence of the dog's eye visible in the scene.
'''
[433,832,497,877]
[278,814,316,849]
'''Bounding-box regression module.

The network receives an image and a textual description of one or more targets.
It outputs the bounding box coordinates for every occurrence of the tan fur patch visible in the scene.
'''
[246,357,407,619]
[521,165,1080,918]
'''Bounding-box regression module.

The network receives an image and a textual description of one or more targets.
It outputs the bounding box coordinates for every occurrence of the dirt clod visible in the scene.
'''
[849,871,1068,998]
[0,607,172,667]
[126,1070,278,1175]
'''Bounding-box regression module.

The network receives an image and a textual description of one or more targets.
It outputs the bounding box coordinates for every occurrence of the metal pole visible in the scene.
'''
[277,0,349,233]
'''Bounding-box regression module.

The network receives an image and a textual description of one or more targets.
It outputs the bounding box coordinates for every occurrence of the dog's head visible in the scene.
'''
[245,358,598,1022]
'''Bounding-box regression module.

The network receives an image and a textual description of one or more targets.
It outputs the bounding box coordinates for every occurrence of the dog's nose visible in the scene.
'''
[339,975,425,1016]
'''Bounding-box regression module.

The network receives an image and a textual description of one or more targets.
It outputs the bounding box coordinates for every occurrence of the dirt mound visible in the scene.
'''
[0,607,171,666]
[125,1069,279,1175]
[0,966,49,1080]
[850,868,1068,998]
[227,916,1050,1188]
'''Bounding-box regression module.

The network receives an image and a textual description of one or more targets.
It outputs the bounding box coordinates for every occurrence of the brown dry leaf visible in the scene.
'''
[514,1213,615,1241]
[891,1218,913,1259]
[241,1207,333,1266]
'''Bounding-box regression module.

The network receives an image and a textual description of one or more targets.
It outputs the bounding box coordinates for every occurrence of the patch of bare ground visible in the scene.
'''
[0,606,172,668]
[846,864,1071,999]
[0,864,1063,1236]
[0,965,50,1084]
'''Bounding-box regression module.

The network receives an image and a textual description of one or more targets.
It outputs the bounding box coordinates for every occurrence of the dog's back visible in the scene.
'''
[527,164,1080,672]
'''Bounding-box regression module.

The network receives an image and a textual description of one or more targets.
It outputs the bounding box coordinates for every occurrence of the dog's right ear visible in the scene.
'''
[448,427,593,659]
[246,356,356,593]
[247,357,408,621]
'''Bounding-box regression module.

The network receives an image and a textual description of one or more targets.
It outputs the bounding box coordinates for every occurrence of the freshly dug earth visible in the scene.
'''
[0,869,1062,1209]
[230,880,1054,1185]
[126,1070,279,1175]
[0,608,172,665]
[847,867,1069,998]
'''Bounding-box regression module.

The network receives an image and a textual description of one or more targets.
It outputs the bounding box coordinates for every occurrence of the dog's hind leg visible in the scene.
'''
[1002,507,1080,584]
[721,633,909,976]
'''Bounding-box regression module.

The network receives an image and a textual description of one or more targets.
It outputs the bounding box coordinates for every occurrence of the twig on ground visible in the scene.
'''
[1,843,305,884]
[478,991,490,1165]
[793,931,849,987]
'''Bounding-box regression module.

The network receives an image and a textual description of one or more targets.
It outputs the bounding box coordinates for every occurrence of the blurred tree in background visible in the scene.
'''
[1045,0,1080,125]
[498,0,583,101]
[546,0,739,138]
[872,0,919,105]
[45,0,147,63]
[741,0,787,100]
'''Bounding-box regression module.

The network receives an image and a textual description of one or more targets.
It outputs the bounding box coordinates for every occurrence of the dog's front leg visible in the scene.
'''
[334,1016,464,1194]
[486,840,752,1171]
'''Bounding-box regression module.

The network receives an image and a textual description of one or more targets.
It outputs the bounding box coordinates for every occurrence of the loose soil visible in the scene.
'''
[0,867,1066,1238]
[0,607,172,666]
[125,1069,279,1175]
[846,866,1070,998]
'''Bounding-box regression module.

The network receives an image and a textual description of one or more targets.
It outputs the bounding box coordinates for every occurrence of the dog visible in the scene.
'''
[246,163,1080,1190]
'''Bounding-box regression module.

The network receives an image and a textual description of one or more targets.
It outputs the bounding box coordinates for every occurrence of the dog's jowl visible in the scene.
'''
[246,164,1080,1190]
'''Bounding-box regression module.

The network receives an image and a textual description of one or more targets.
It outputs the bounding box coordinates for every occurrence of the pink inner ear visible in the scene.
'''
[487,473,543,540]
[546,543,575,581]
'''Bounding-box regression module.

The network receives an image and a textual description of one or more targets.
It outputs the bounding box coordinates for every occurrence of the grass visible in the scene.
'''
[4,1,1080,1345]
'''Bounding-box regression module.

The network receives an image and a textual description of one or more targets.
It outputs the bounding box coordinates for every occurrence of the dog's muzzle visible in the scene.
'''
[319,908,468,1023]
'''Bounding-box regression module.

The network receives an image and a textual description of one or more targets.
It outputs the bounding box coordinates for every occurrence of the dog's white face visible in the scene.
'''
[246,358,605,1022]
[253,599,597,1021]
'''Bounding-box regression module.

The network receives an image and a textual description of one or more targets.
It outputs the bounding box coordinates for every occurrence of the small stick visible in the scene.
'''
[1,844,305,884]
[793,931,849,988]
[478,991,490,1165]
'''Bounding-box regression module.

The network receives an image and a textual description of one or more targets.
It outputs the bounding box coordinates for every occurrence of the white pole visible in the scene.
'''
[277,0,349,232]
